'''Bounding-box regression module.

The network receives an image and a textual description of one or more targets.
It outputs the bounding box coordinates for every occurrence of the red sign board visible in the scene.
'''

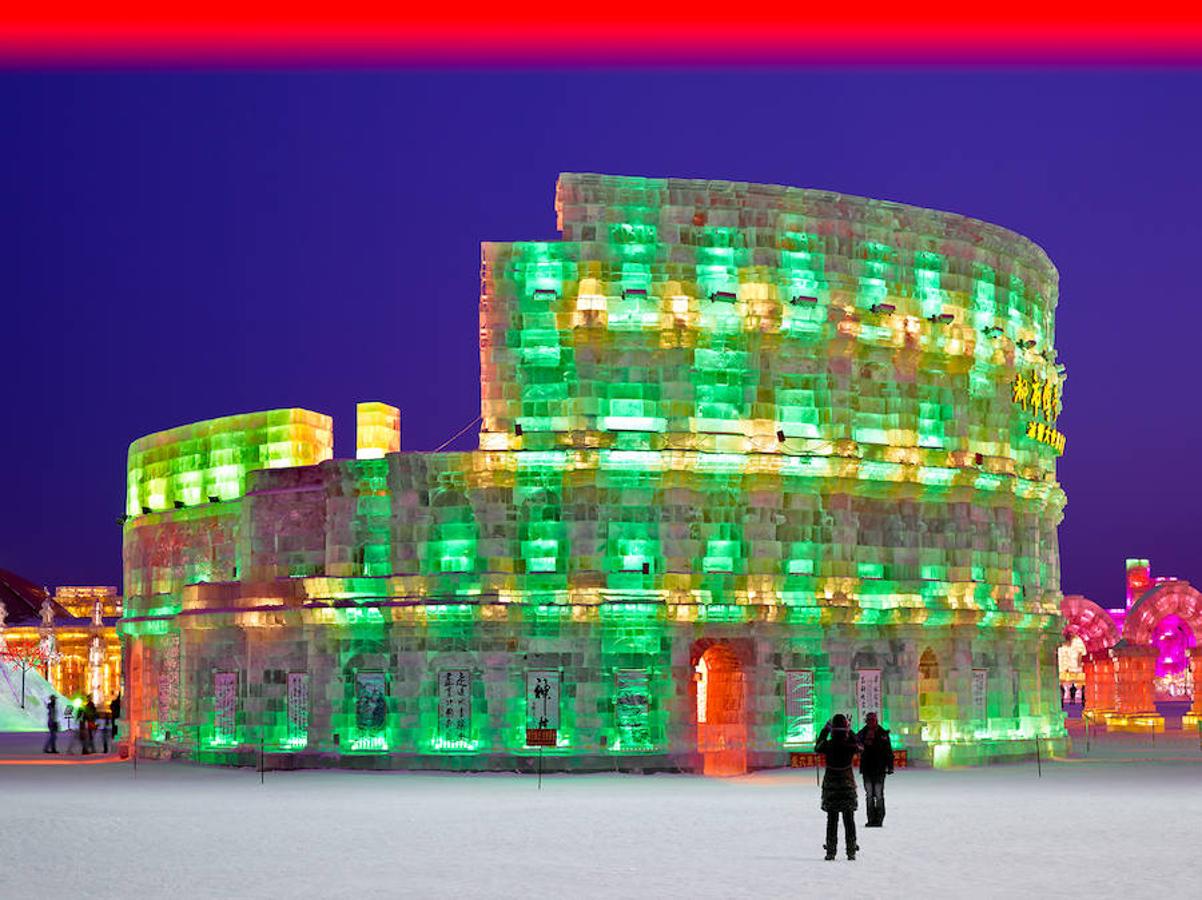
[790,748,909,768]
[526,728,557,747]
[789,752,822,768]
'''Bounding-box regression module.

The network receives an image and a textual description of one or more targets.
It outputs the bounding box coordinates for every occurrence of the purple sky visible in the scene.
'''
[2,68,1199,606]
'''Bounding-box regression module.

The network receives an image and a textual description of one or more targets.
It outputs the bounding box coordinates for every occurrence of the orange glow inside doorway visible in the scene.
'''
[696,644,747,776]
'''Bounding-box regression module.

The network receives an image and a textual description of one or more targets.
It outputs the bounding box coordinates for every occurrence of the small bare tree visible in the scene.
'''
[1,642,51,709]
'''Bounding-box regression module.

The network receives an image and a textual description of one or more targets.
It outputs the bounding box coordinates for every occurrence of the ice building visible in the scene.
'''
[1,572,122,708]
[1059,559,1202,733]
[120,174,1069,771]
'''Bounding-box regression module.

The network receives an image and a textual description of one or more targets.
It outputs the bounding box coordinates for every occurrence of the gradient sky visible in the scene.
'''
[2,68,1199,606]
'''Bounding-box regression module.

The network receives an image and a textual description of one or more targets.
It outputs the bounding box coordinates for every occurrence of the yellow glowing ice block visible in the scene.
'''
[356,402,401,460]
[126,408,333,515]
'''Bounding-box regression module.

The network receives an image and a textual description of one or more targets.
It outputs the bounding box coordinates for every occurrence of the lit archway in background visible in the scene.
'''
[1123,582,1202,700]
[1060,595,1120,655]
[1058,635,1087,687]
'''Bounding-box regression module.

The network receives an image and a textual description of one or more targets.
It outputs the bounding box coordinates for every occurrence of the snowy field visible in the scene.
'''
[2,733,1199,899]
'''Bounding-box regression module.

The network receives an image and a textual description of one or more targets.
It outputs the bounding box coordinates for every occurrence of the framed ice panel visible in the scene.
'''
[615,669,651,750]
[785,669,815,744]
[355,671,387,734]
[438,669,471,745]
[213,671,237,745]
[287,672,309,746]
[526,669,560,731]
[972,669,988,722]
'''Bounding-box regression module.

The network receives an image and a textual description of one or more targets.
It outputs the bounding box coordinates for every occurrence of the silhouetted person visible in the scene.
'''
[1069,684,1078,704]
[43,695,59,754]
[857,711,894,827]
[110,692,122,741]
[816,713,861,860]
[81,696,98,754]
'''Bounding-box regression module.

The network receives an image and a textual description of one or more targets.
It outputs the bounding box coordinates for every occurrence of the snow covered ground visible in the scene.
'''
[1,733,1199,899]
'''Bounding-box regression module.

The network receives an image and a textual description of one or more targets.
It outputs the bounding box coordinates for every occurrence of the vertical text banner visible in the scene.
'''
[214,671,237,743]
[972,669,988,722]
[526,670,560,730]
[439,669,471,744]
[287,672,309,743]
[856,669,882,725]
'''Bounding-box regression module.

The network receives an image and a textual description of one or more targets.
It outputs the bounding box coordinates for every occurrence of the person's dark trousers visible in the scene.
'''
[864,776,886,825]
[112,721,118,740]
[81,728,91,755]
[101,727,110,753]
[43,726,58,753]
[825,810,857,853]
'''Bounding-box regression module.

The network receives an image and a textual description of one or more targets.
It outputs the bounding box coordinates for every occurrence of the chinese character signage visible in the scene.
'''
[355,671,387,735]
[439,669,471,744]
[214,671,237,744]
[1012,370,1066,454]
[789,751,822,768]
[972,669,988,721]
[287,672,310,744]
[526,728,558,747]
[526,670,560,730]
[856,669,882,724]
[615,669,651,750]
[785,669,816,744]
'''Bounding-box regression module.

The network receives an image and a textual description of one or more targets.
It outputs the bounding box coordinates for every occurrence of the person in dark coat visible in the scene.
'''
[856,711,894,827]
[44,695,60,754]
[81,696,98,754]
[110,692,122,741]
[815,713,861,860]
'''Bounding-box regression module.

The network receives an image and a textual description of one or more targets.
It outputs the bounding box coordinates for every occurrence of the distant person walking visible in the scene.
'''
[815,714,861,860]
[857,712,894,827]
[1069,684,1078,704]
[43,695,59,754]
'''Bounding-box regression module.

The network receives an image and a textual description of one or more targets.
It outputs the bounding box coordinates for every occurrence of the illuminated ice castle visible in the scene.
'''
[120,173,1069,770]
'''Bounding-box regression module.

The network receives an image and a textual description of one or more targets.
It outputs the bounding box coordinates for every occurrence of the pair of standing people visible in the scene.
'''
[814,711,894,860]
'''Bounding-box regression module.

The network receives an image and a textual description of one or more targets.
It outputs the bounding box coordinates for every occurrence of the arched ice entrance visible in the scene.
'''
[1123,582,1202,716]
[694,643,747,776]
[1059,595,1120,712]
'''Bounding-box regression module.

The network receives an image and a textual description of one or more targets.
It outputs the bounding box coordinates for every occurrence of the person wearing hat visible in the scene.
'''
[815,713,862,860]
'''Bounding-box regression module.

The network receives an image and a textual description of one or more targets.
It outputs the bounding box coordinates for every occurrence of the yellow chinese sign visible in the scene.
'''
[1012,371,1065,454]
